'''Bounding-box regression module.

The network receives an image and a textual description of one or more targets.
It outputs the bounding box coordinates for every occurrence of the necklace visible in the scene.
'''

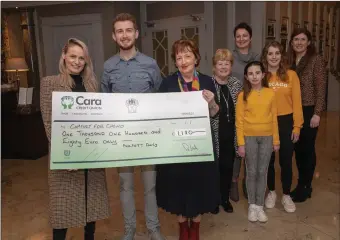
[296,54,305,65]
[213,76,231,122]
[220,85,231,122]
[296,57,302,65]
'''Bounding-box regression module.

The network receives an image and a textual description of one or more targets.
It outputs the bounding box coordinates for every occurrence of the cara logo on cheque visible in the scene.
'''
[61,96,102,110]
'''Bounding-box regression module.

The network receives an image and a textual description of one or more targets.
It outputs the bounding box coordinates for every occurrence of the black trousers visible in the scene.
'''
[294,106,318,188]
[267,114,294,195]
[53,221,96,240]
[219,122,235,203]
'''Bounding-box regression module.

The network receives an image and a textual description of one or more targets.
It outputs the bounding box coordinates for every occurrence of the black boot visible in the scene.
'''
[211,205,220,214]
[292,186,312,203]
[290,184,304,199]
[53,229,67,240]
[221,200,233,213]
[84,222,95,240]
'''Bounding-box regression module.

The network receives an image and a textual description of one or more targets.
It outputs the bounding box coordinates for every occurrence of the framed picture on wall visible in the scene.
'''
[266,19,276,38]
[326,25,330,39]
[280,38,288,53]
[319,40,324,55]
[292,22,299,34]
[281,17,289,35]
[312,23,318,37]
[324,45,329,63]
[319,20,324,36]
[304,21,309,30]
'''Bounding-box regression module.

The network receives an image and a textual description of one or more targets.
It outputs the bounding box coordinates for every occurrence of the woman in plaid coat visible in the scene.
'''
[40,38,111,240]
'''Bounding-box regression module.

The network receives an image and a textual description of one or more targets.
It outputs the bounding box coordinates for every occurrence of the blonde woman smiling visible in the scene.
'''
[211,49,242,213]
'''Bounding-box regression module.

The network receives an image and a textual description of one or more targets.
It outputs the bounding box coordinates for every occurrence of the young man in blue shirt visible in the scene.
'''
[101,13,164,240]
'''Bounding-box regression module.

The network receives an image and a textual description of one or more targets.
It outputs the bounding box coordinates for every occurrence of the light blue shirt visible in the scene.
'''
[101,52,163,93]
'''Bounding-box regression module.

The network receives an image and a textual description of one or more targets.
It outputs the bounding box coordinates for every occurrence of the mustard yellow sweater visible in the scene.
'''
[236,88,280,146]
[268,70,304,134]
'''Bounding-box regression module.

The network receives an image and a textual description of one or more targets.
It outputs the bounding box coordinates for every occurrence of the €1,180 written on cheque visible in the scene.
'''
[50,91,214,170]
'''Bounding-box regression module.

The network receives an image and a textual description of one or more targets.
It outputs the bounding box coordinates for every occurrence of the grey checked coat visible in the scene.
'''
[40,75,111,229]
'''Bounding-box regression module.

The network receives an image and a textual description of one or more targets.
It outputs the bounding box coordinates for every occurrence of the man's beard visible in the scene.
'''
[118,39,135,51]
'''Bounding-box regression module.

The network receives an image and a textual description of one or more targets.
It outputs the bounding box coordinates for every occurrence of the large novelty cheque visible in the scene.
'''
[50,91,214,170]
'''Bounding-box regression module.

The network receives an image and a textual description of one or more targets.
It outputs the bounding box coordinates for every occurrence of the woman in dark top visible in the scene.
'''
[210,49,242,213]
[156,39,220,240]
[287,28,327,203]
[40,38,111,240]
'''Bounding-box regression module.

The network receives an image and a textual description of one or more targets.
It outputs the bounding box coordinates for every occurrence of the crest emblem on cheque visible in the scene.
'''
[126,98,139,113]
[61,96,74,109]
[64,150,71,156]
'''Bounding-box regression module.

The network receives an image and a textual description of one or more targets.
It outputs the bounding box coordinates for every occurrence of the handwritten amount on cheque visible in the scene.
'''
[60,123,162,148]
[60,124,199,152]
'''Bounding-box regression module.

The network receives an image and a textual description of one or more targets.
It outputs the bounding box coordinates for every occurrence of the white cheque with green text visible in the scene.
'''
[50,91,214,169]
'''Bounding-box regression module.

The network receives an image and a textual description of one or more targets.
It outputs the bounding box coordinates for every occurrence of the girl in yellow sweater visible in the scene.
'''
[261,41,303,214]
[236,61,279,223]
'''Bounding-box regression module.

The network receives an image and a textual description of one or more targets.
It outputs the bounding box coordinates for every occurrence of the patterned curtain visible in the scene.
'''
[1,11,11,83]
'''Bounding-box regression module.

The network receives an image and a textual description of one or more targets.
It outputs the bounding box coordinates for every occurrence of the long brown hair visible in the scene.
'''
[243,61,268,102]
[287,28,316,66]
[58,38,98,91]
[261,41,288,82]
